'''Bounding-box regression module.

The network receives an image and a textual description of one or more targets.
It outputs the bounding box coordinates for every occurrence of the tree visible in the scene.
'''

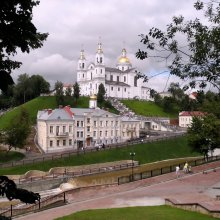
[65,86,72,97]
[97,83,106,103]
[168,83,184,100]
[0,0,48,93]
[3,108,31,152]
[0,176,40,204]
[54,81,64,105]
[187,114,220,160]
[73,82,80,105]
[136,0,220,92]
[29,75,50,97]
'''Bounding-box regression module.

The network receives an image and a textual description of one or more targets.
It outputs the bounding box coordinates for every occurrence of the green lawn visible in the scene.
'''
[0,136,200,175]
[121,99,177,118]
[56,206,218,220]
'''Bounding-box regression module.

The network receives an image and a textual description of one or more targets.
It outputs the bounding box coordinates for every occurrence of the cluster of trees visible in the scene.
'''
[0,176,40,204]
[0,108,31,153]
[0,74,50,109]
[54,81,80,106]
[0,0,48,94]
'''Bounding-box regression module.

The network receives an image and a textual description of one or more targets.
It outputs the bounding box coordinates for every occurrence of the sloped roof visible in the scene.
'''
[105,67,135,73]
[105,80,130,87]
[179,111,205,117]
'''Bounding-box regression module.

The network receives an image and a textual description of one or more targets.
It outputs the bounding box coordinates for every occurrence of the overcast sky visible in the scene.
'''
[12,0,207,92]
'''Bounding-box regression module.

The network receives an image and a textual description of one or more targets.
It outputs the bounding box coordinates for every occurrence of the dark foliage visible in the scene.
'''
[0,176,40,204]
[0,0,48,92]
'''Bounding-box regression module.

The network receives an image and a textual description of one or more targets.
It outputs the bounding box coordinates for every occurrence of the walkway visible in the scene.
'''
[16,160,220,220]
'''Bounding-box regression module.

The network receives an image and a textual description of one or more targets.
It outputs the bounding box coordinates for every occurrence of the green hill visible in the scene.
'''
[0,96,119,130]
[121,99,177,118]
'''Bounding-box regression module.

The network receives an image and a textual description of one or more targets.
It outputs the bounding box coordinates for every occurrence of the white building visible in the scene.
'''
[37,98,140,153]
[179,111,205,128]
[77,42,150,100]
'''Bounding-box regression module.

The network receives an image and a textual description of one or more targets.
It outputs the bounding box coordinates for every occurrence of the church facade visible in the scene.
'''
[76,43,150,100]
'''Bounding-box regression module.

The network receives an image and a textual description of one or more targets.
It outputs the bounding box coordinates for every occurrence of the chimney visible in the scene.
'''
[48,109,52,114]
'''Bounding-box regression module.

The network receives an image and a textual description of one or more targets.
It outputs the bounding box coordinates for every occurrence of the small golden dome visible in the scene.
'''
[90,95,97,100]
[118,57,130,64]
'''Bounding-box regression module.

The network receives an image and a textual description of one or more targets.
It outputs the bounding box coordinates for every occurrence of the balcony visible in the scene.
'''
[56,132,69,137]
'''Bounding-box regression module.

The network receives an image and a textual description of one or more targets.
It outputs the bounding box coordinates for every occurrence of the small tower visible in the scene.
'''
[116,48,132,71]
[77,49,86,70]
[89,94,97,109]
[95,42,104,66]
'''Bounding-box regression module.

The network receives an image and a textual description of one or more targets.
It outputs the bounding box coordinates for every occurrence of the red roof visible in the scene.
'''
[179,111,205,117]
[64,106,74,117]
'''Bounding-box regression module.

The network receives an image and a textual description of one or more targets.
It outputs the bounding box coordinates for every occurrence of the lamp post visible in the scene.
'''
[130,152,136,181]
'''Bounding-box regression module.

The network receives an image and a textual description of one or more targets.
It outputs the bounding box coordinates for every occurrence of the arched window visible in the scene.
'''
[100,57,103,63]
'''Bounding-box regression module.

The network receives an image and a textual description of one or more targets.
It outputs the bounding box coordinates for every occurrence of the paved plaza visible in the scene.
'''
[16,160,220,220]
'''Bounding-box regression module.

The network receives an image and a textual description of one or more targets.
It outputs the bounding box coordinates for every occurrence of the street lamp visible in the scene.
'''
[130,152,136,181]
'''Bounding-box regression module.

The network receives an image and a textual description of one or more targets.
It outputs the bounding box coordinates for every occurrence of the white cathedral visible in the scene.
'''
[76,42,151,100]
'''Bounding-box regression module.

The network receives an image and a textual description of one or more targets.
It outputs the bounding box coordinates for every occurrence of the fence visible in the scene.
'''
[0,192,66,219]
[118,155,220,185]
[0,133,184,169]
[16,161,139,185]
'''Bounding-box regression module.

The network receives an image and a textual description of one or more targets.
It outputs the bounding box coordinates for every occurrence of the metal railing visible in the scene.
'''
[118,155,220,185]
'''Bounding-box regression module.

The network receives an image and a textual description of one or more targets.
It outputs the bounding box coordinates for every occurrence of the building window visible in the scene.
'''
[69,126,72,133]
[56,126,59,135]
[81,121,84,127]
[77,131,80,138]
[106,121,108,126]
[110,75,113,81]
[83,74,84,78]
[124,88,126,92]
[124,76,126,82]
[122,67,124,71]
[116,121,118,126]
[100,69,102,73]
[82,63,84,68]
[100,121,103,127]
[57,140,60,146]
[111,87,113,91]
[81,131,83,138]
[69,139,72,146]
[63,140,66,146]
[134,76,138,87]
[105,131,108,136]
[118,87,120,91]
[87,126,90,132]
[77,121,80,127]
[100,131,102,137]
[50,140,53,147]
[50,126,53,134]
[63,126,66,133]
[100,57,103,63]
[93,131,96,137]
[94,121,97,127]
[117,76,119,82]
[87,118,90,124]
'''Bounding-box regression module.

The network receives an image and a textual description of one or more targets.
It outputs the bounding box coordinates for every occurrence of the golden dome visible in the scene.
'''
[118,57,131,64]
[90,95,97,100]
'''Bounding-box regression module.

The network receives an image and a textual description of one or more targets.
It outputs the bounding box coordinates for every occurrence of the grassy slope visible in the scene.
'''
[0,96,118,130]
[0,151,25,162]
[0,136,200,175]
[56,206,217,220]
[0,96,57,129]
[121,99,177,118]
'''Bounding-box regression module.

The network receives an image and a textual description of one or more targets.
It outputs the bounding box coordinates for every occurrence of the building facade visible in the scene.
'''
[77,42,150,100]
[37,103,140,153]
[179,111,205,128]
